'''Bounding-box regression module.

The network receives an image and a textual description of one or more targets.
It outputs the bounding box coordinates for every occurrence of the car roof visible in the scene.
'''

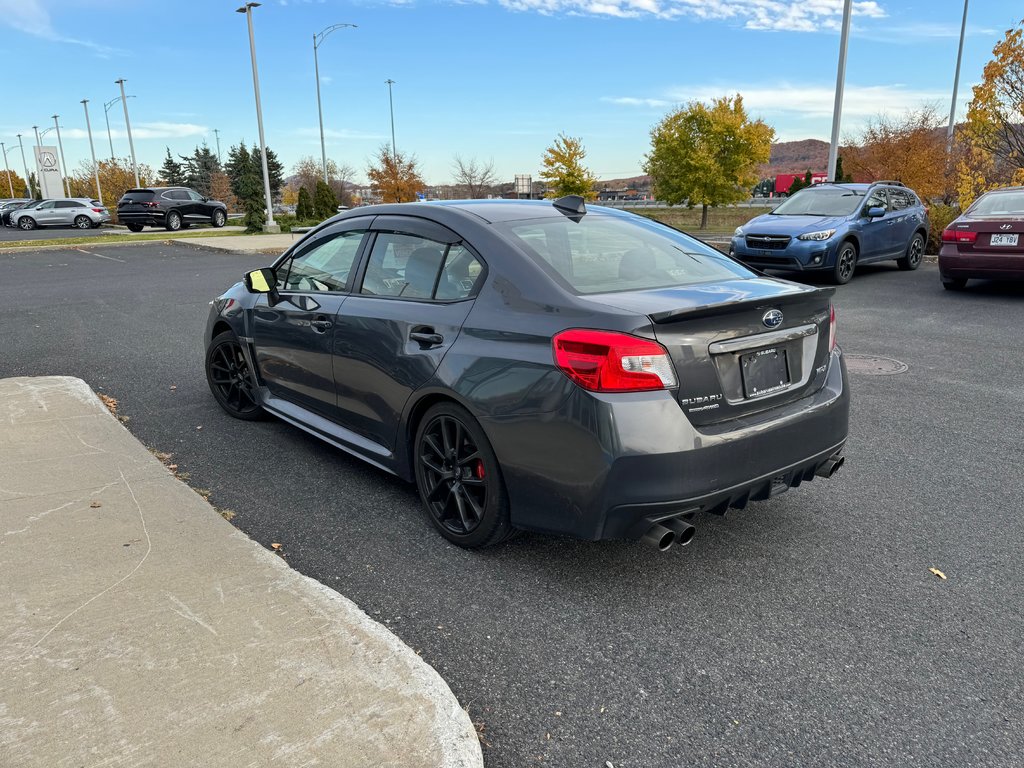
[424,198,635,224]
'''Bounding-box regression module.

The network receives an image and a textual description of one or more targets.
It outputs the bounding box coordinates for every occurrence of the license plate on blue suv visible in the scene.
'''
[741,347,790,398]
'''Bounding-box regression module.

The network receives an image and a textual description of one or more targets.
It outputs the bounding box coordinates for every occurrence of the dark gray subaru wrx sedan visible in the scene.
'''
[205,197,849,550]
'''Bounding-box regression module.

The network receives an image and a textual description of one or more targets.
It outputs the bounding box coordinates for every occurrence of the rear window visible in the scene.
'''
[119,190,155,202]
[969,191,1024,216]
[497,214,753,295]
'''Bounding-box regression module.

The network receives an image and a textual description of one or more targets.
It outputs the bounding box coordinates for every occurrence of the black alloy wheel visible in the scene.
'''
[126,223,144,232]
[166,210,182,231]
[212,209,226,228]
[74,215,91,229]
[205,331,264,420]
[832,241,857,285]
[414,403,513,548]
[898,233,925,270]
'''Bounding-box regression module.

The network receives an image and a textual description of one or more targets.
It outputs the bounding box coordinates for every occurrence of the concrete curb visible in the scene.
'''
[0,376,483,767]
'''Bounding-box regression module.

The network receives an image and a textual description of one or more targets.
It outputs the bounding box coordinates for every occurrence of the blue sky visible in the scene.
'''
[0,0,1018,185]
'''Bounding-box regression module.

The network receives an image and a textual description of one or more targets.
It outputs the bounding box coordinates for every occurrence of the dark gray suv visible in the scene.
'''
[205,198,850,550]
[117,187,228,232]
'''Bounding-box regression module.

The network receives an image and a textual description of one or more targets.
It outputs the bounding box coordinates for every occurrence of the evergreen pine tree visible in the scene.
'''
[225,143,252,200]
[160,148,185,186]
[314,179,339,219]
[251,146,285,200]
[296,186,314,220]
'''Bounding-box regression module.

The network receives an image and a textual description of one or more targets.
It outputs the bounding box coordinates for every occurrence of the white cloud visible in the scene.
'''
[294,127,387,140]
[60,122,209,140]
[602,96,672,108]
[320,75,334,85]
[497,0,886,30]
[0,0,125,56]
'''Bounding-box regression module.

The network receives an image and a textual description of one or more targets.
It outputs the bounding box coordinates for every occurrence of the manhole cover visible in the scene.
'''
[844,354,909,375]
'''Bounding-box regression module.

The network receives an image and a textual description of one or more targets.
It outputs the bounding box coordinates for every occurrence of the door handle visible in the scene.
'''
[310,315,333,333]
[410,326,444,347]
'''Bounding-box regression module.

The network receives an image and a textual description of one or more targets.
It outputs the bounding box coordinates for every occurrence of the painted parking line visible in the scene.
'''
[74,247,126,263]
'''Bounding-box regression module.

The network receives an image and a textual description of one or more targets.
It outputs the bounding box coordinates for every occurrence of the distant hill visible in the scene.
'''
[597,139,833,189]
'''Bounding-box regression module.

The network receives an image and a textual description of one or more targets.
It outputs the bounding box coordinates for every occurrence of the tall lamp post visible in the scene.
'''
[213,128,222,163]
[115,79,140,187]
[1,143,16,197]
[17,134,34,198]
[81,99,103,203]
[237,2,278,232]
[826,0,853,182]
[947,0,970,152]
[103,95,134,161]
[385,78,397,163]
[52,115,71,197]
[313,23,356,185]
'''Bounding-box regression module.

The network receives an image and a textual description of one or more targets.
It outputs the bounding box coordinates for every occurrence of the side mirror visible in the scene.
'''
[244,268,280,305]
[866,206,886,218]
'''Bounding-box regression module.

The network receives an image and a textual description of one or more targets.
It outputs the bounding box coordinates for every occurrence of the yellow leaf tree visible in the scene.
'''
[957,18,1024,206]
[0,168,29,197]
[539,134,598,200]
[644,95,773,229]
[366,145,425,203]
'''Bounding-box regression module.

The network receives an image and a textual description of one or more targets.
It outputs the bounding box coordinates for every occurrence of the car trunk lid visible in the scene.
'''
[948,216,1024,254]
[591,278,836,426]
[118,189,157,212]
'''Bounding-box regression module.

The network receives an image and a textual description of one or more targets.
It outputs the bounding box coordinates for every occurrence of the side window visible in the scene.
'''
[361,233,446,299]
[864,188,888,213]
[56,201,78,208]
[37,202,55,209]
[277,230,365,293]
[187,190,205,201]
[889,189,911,211]
[435,245,485,300]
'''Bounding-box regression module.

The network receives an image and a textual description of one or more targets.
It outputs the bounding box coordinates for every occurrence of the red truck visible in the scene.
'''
[775,172,828,196]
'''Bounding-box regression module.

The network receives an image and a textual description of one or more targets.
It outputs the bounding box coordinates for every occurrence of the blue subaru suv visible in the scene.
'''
[731,182,929,284]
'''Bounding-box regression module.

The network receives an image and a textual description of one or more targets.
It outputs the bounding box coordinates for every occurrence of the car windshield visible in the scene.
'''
[497,214,754,295]
[969,191,1024,216]
[771,187,865,216]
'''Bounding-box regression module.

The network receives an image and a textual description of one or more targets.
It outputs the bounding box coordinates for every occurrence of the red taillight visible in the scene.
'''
[941,228,977,244]
[91,208,103,213]
[552,329,677,392]
[829,303,837,353]
[145,201,160,208]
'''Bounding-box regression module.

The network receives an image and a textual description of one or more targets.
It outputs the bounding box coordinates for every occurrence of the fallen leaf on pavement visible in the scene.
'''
[271,543,282,550]
[196,425,203,430]
[929,567,947,580]
[169,385,177,391]
[90,501,101,508]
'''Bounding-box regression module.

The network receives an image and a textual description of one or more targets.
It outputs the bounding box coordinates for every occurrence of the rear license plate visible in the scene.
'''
[990,234,1018,246]
[741,347,790,398]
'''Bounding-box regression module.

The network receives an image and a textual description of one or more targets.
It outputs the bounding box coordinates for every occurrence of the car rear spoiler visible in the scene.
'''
[648,286,836,324]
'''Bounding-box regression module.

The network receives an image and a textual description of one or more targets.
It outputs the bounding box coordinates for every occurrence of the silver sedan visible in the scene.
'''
[12,198,110,230]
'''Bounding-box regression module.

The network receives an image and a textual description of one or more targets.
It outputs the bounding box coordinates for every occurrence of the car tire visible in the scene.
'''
[17,217,36,231]
[831,241,857,285]
[898,232,925,270]
[165,211,183,231]
[414,402,515,548]
[212,209,226,228]
[74,215,91,229]
[205,331,265,421]
[126,223,144,232]
[942,277,968,291]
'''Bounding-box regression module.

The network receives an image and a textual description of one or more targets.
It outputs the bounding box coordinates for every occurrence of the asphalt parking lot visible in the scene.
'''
[3,242,1021,767]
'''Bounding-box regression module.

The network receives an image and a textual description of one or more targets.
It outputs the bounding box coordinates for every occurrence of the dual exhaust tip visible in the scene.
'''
[815,455,845,479]
[641,517,696,552]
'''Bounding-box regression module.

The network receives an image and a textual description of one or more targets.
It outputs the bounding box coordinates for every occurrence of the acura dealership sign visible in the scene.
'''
[35,146,64,198]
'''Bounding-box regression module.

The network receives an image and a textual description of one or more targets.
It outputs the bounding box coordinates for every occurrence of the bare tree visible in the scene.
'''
[292,155,358,206]
[451,154,498,198]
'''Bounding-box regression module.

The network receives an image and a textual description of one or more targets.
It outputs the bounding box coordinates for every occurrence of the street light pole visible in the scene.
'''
[213,128,222,163]
[52,115,71,197]
[826,0,853,182]
[1,143,14,197]
[237,2,278,232]
[115,79,140,187]
[17,134,34,198]
[314,23,357,185]
[81,99,103,203]
[385,79,397,163]
[947,0,970,152]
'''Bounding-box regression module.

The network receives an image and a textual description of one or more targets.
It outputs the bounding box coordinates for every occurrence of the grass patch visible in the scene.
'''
[0,229,250,250]
[636,206,772,234]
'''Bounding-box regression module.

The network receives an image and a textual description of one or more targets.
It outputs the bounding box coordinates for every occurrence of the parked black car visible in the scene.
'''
[1,199,38,227]
[116,187,227,232]
[205,197,850,550]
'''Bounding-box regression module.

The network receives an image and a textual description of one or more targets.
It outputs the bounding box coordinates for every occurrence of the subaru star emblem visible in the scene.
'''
[762,309,784,328]
[1000,224,1013,230]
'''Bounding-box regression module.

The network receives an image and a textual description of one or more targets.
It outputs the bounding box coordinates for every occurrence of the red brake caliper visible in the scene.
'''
[474,459,485,479]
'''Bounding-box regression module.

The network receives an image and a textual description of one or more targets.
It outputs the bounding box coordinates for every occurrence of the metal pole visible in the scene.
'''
[116,79,140,187]
[827,0,853,182]
[82,99,103,203]
[947,0,969,152]
[104,97,117,161]
[213,128,222,163]
[52,115,70,197]
[18,134,33,198]
[238,3,277,230]
[385,79,396,163]
[1,144,14,197]
[314,34,328,184]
